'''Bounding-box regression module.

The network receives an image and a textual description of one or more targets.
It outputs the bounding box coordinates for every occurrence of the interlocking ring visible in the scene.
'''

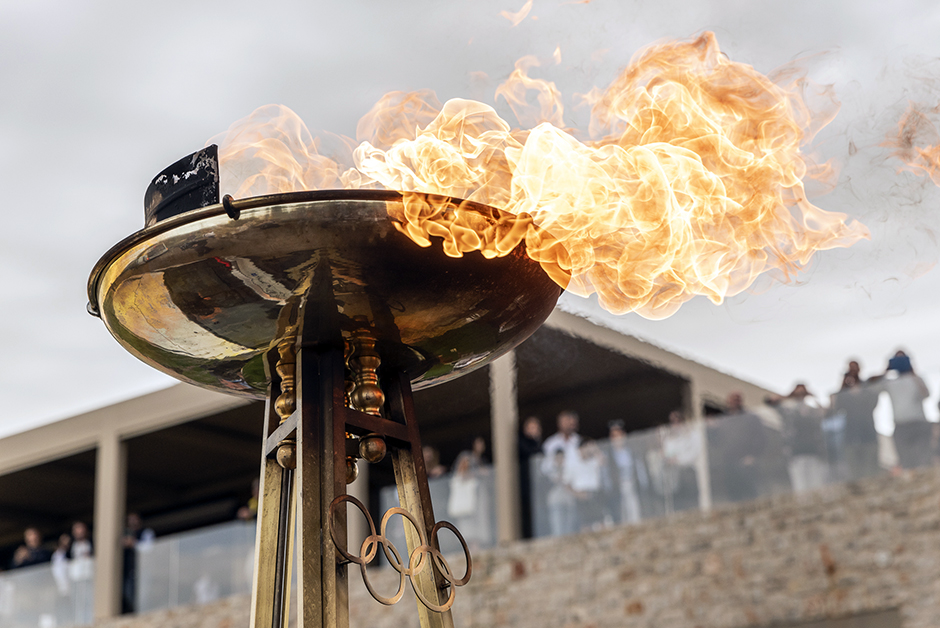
[328,494,472,612]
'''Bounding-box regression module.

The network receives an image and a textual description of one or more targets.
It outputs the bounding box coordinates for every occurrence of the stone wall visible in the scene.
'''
[97,467,940,628]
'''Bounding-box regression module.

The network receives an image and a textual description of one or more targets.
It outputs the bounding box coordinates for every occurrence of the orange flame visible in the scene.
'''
[212,32,868,319]
[500,0,533,27]
[211,105,360,196]
[889,103,940,186]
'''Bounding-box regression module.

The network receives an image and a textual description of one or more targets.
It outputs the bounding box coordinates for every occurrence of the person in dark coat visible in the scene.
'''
[778,384,828,493]
[831,374,881,479]
[715,393,767,502]
[10,527,51,569]
[518,416,543,538]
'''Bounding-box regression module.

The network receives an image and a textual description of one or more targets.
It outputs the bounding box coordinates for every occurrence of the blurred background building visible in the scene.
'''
[0,310,933,628]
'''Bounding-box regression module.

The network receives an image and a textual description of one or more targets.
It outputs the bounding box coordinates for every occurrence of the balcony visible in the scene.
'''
[0,406,923,627]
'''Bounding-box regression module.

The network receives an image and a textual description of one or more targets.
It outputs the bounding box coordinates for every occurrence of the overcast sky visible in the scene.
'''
[3,0,940,438]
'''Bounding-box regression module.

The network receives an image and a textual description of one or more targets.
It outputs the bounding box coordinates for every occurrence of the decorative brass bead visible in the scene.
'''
[347,325,385,416]
[345,457,359,484]
[274,331,297,423]
[359,434,387,464]
[274,394,296,420]
[276,440,296,470]
[350,383,384,416]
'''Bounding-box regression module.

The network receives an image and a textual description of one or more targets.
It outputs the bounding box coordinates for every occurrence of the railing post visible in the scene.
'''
[684,379,712,512]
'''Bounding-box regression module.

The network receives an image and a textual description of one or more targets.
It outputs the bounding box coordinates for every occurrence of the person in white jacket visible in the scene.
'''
[871,351,934,469]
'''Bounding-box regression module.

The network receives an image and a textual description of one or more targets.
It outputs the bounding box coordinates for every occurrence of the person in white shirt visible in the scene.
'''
[541,411,581,536]
[51,534,71,597]
[871,351,934,470]
[607,420,643,524]
[68,521,94,625]
[660,411,703,512]
[541,411,582,480]
[570,440,610,530]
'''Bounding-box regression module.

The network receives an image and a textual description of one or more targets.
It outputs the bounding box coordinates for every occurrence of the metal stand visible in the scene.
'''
[249,328,469,628]
[88,186,557,628]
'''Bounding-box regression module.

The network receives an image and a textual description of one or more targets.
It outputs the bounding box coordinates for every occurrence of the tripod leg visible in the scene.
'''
[250,402,295,628]
[295,348,349,628]
[388,374,456,628]
[250,341,300,628]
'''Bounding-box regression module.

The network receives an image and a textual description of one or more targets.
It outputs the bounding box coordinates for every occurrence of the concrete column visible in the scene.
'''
[490,351,521,544]
[684,379,712,512]
[93,431,127,620]
[346,463,369,552]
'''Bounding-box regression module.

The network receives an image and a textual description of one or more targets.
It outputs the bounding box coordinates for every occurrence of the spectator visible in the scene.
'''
[660,410,703,512]
[777,384,828,493]
[50,532,72,622]
[541,411,581,473]
[750,398,790,495]
[69,521,93,563]
[713,393,767,502]
[830,374,881,479]
[122,513,155,614]
[457,437,489,471]
[544,449,576,536]
[570,439,609,530]
[541,411,581,535]
[51,533,71,597]
[422,446,447,479]
[518,416,543,538]
[10,527,51,569]
[845,360,864,383]
[607,420,644,524]
[69,521,94,625]
[448,439,492,548]
[872,351,932,469]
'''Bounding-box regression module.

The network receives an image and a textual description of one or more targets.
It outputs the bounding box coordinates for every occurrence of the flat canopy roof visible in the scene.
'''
[0,310,773,562]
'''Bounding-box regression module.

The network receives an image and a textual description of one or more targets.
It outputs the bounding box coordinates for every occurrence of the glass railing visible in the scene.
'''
[532,427,704,537]
[529,405,934,539]
[10,405,927,624]
[379,465,497,554]
[133,474,486,618]
[135,520,256,614]
[0,557,95,628]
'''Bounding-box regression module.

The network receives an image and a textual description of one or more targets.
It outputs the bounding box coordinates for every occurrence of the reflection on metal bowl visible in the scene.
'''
[88,190,563,398]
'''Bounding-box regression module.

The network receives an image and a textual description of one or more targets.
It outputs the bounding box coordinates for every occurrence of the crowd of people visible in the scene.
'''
[415,348,939,540]
[3,513,154,617]
[525,410,668,536]
[6,349,938,617]
[713,350,939,500]
[520,349,940,537]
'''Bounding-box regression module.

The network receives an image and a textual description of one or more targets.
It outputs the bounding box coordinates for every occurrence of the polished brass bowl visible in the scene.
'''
[87,190,563,398]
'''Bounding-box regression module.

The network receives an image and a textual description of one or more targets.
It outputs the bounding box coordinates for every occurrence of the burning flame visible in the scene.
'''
[890,103,940,186]
[500,0,533,27]
[212,32,868,319]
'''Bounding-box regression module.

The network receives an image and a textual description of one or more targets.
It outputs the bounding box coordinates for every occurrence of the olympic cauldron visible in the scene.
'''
[87,146,562,628]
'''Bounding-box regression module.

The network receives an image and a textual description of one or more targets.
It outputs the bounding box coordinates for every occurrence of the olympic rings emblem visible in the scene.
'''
[328,494,472,612]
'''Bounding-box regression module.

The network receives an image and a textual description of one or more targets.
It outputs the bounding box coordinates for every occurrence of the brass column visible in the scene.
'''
[249,326,469,628]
